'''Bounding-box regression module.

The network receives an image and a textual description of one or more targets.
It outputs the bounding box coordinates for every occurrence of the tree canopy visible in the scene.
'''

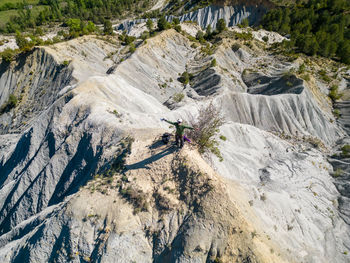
[262,0,350,64]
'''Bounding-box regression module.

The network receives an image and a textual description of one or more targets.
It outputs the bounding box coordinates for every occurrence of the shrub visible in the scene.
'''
[235,32,253,41]
[120,32,136,45]
[341,145,350,157]
[141,31,150,40]
[332,168,343,177]
[239,18,249,28]
[319,70,332,82]
[262,36,269,42]
[174,24,182,33]
[329,85,342,102]
[219,135,226,141]
[201,43,215,55]
[146,19,153,31]
[210,58,216,67]
[188,102,225,161]
[129,43,136,53]
[216,18,226,33]
[178,71,189,85]
[103,19,113,35]
[232,43,241,51]
[333,109,341,118]
[173,17,180,25]
[157,16,170,31]
[196,30,205,42]
[1,48,16,62]
[301,73,310,81]
[0,94,17,114]
[173,93,184,103]
[298,63,306,74]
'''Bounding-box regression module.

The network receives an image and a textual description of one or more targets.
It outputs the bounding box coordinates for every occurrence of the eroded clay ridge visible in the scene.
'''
[0,28,349,263]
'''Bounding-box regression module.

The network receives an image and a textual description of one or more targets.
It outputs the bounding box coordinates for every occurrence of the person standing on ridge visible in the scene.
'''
[161,118,193,148]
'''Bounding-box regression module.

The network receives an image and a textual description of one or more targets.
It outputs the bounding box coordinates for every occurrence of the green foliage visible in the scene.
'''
[173,93,184,102]
[65,18,96,38]
[204,24,212,39]
[1,0,152,33]
[261,0,350,63]
[15,31,31,50]
[157,16,170,31]
[262,35,269,42]
[239,18,249,28]
[173,17,180,25]
[341,144,350,157]
[129,42,136,53]
[319,70,332,82]
[0,94,17,114]
[34,26,44,36]
[196,30,205,43]
[210,58,216,67]
[216,18,226,33]
[219,135,227,141]
[188,102,225,162]
[235,31,253,41]
[119,31,136,45]
[332,168,343,177]
[0,48,16,62]
[329,85,342,102]
[201,43,215,55]
[146,19,153,31]
[103,19,113,35]
[178,71,189,85]
[333,108,341,118]
[174,24,181,32]
[232,42,241,51]
[140,31,150,40]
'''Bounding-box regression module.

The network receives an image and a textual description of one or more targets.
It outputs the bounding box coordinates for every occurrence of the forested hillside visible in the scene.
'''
[1,0,152,33]
[262,0,350,64]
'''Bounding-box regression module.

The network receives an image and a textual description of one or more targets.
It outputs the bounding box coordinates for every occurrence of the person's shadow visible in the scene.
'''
[125,140,177,170]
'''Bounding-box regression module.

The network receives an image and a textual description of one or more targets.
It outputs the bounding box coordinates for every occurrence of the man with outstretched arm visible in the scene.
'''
[161,118,193,148]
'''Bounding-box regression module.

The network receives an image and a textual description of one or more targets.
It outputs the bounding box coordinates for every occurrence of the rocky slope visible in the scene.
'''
[0,23,349,263]
[118,3,269,33]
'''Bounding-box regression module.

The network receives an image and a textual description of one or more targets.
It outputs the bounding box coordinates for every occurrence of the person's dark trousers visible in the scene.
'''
[175,134,184,148]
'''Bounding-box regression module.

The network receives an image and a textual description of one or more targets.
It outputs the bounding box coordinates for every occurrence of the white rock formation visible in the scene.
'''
[0,28,349,263]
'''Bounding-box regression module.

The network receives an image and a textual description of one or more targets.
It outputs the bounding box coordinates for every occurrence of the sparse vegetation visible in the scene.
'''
[319,70,332,83]
[0,94,17,114]
[0,47,16,62]
[332,168,344,177]
[234,32,253,41]
[329,85,342,102]
[216,18,226,33]
[239,18,249,28]
[219,135,226,141]
[341,144,350,157]
[178,71,190,85]
[63,60,70,66]
[157,16,170,31]
[188,102,225,161]
[119,185,149,214]
[173,93,184,103]
[210,58,216,67]
[232,42,241,51]
[251,230,257,238]
[333,109,341,118]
